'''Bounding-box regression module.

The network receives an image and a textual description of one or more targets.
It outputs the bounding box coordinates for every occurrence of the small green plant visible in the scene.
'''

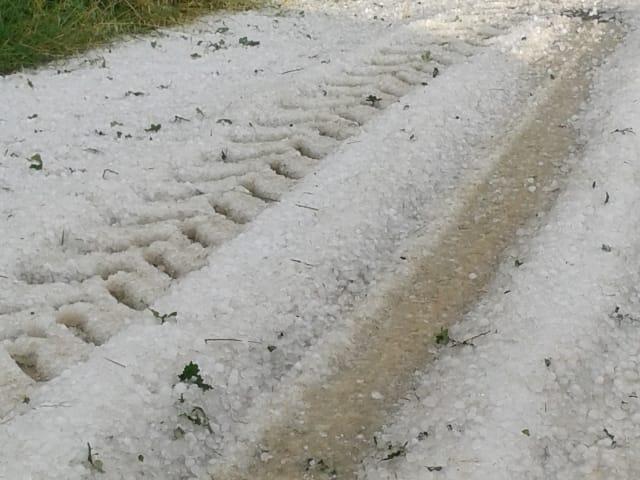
[145,123,161,133]
[421,50,432,62]
[435,327,449,345]
[178,361,212,391]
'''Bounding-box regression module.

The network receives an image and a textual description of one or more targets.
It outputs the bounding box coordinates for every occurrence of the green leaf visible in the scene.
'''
[179,361,200,382]
[28,153,43,170]
[178,361,212,391]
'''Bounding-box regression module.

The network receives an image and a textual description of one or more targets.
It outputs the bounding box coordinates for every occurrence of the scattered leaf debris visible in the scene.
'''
[181,406,213,433]
[239,36,260,47]
[102,168,119,179]
[611,127,635,135]
[561,7,613,22]
[145,123,161,133]
[281,67,305,75]
[381,441,408,461]
[603,428,617,447]
[450,330,492,347]
[610,306,639,324]
[366,94,382,107]
[149,308,177,324]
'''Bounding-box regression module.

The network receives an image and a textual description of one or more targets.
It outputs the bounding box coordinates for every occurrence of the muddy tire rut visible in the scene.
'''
[214,20,623,480]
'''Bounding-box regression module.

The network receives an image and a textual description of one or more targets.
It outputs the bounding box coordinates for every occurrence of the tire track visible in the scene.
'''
[0,11,525,416]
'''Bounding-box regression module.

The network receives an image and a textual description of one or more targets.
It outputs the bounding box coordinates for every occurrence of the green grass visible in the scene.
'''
[0,0,257,75]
